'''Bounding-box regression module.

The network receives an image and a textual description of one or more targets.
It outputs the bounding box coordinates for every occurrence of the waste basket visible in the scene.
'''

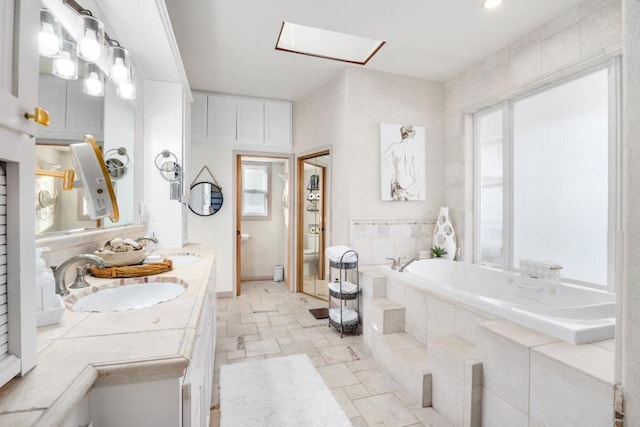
[273,265,284,282]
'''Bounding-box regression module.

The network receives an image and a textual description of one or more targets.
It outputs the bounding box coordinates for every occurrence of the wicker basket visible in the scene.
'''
[89,259,173,278]
[95,249,146,267]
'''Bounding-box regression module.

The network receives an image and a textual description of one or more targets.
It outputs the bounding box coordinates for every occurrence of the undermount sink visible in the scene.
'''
[72,282,186,313]
[167,254,200,265]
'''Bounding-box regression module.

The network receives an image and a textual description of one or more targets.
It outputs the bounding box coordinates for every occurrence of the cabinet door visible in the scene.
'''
[0,0,39,136]
[38,75,67,132]
[66,79,103,138]
[207,95,236,142]
[264,101,292,146]
[191,93,208,140]
[236,98,264,144]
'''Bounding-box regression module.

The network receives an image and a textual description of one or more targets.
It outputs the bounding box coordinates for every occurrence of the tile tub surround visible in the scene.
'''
[0,246,216,426]
[360,267,616,427]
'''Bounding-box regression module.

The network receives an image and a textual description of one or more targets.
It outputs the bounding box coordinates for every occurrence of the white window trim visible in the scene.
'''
[473,59,621,292]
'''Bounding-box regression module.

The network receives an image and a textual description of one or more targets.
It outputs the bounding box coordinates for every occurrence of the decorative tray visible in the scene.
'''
[89,259,173,278]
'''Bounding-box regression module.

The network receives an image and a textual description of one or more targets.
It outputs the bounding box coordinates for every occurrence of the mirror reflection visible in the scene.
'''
[36,68,135,237]
[188,182,224,216]
[300,153,330,300]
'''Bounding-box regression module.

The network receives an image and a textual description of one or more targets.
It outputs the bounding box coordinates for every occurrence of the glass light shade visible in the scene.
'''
[39,9,61,57]
[109,45,131,84]
[52,40,78,80]
[77,15,105,62]
[117,81,136,100]
[482,0,504,9]
[83,63,104,97]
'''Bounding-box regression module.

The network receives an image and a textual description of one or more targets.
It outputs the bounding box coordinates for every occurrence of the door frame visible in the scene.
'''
[296,150,330,295]
[234,151,294,296]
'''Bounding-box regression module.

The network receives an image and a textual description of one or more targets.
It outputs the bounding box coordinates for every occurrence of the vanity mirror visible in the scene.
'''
[187,165,223,216]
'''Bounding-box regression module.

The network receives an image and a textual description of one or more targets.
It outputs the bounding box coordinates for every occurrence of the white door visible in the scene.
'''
[0,0,40,386]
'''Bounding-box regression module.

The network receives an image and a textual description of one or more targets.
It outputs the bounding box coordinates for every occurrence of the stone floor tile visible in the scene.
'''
[319,344,363,365]
[317,362,361,388]
[356,368,402,395]
[244,338,281,357]
[344,383,371,400]
[226,322,257,337]
[332,387,361,418]
[409,406,453,427]
[353,393,420,427]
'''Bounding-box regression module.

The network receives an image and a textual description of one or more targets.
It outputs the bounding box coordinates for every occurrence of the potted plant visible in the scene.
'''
[431,246,448,258]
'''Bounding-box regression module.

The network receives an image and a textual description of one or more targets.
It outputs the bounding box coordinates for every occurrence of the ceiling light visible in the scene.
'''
[276,22,385,65]
[482,0,505,9]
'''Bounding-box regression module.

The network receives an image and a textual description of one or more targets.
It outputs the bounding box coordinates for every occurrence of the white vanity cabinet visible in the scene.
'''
[38,74,104,141]
[195,91,292,146]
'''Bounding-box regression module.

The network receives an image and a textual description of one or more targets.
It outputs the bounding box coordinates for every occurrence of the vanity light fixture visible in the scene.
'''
[39,8,62,57]
[52,39,79,80]
[83,62,104,97]
[482,0,505,9]
[39,0,137,100]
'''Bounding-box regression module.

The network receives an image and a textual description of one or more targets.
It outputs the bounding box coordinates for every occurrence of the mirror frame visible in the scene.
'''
[188,181,224,216]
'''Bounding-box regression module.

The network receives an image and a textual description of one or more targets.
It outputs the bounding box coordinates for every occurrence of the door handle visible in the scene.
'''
[236,230,240,236]
[24,107,50,126]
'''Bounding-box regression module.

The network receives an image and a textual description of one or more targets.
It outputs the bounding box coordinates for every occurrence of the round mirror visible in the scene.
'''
[188,181,223,216]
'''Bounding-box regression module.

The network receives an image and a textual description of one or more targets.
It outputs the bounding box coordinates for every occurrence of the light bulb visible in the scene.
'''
[77,15,104,62]
[482,0,504,9]
[110,58,128,83]
[83,64,104,97]
[39,23,60,56]
[52,40,78,80]
[54,58,75,78]
[117,81,135,100]
[79,32,101,61]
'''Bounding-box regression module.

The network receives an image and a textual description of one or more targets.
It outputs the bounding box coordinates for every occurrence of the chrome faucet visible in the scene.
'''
[135,235,159,244]
[386,257,403,270]
[52,254,105,296]
[399,258,417,272]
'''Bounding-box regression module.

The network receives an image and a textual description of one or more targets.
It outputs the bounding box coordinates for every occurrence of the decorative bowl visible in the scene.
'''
[95,249,146,267]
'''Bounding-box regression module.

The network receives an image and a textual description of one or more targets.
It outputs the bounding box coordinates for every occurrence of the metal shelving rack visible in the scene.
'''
[327,249,360,338]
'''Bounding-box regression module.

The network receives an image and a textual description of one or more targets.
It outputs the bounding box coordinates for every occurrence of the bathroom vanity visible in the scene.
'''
[0,246,216,427]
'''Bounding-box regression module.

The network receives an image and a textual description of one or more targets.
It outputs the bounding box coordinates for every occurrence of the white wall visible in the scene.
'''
[143,80,185,248]
[294,67,445,254]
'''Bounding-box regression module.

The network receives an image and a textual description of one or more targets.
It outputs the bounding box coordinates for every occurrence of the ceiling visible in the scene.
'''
[165,0,584,102]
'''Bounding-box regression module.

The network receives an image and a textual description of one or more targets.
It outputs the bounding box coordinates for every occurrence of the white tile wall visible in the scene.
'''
[481,388,529,427]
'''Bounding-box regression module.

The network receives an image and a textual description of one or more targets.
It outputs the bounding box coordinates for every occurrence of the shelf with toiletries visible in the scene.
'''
[326,247,360,337]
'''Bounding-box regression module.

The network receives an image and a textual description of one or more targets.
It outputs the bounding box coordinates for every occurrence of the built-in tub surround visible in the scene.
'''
[0,246,216,426]
[398,259,614,344]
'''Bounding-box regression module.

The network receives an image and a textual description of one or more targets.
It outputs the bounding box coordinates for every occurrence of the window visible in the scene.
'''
[242,162,271,219]
[475,65,618,288]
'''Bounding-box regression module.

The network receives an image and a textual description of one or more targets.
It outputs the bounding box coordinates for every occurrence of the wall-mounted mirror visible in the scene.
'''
[188,182,223,216]
[36,65,136,237]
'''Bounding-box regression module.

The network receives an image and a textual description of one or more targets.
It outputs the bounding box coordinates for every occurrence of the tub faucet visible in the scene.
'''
[386,257,403,270]
[52,254,105,297]
[399,258,417,272]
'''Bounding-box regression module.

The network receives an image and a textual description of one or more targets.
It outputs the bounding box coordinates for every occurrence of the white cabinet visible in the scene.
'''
[194,91,291,146]
[38,75,104,141]
[265,100,292,146]
[236,98,264,144]
[207,94,236,142]
[191,93,208,140]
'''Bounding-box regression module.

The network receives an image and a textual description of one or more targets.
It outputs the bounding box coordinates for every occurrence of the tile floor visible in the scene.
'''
[211,280,452,427]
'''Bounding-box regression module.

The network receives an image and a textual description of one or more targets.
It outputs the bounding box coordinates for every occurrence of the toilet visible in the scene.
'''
[303,232,319,276]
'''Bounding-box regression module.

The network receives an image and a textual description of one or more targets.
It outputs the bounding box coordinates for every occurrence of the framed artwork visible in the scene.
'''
[380,123,425,201]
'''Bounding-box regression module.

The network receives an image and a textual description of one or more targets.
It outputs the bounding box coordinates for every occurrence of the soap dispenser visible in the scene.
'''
[35,247,64,327]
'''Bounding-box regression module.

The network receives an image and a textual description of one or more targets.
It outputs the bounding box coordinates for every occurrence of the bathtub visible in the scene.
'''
[386,259,615,344]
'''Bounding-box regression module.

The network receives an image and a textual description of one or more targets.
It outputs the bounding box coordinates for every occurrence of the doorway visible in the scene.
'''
[235,154,291,296]
[297,151,330,300]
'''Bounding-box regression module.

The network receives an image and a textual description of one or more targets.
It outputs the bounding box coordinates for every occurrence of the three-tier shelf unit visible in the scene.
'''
[327,249,360,337]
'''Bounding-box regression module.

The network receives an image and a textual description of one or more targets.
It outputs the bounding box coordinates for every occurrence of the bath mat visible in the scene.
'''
[220,354,351,427]
[308,307,329,319]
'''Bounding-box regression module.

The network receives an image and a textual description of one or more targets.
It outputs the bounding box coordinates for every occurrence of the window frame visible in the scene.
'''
[473,59,621,292]
[241,161,272,220]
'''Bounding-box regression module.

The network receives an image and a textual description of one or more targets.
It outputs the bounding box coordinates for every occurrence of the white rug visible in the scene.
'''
[220,354,352,427]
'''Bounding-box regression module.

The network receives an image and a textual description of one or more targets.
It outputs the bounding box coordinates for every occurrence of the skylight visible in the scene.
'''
[275,22,385,65]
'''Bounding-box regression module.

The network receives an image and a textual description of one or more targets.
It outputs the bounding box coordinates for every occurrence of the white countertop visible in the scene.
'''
[0,246,216,426]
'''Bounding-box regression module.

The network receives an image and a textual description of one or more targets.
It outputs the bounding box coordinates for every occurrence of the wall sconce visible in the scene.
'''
[52,39,78,80]
[82,62,104,97]
[155,150,183,201]
[39,8,62,57]
[104,147,130,180]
